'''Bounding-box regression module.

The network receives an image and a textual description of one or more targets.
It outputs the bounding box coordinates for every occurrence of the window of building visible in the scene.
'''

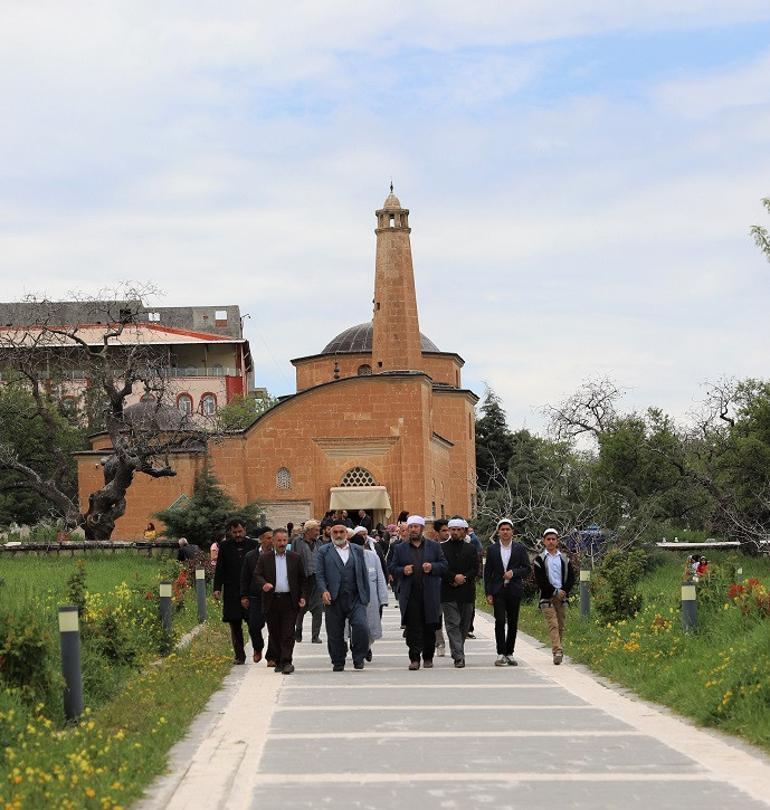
[431,501,436,517]
[276,467,292,490]
[340,467,376,487]
[441,504,445,518]
[357,364,372,376]
[201,393,217,416]
[215,310,227,321]
[177,393,193,416]
[147,312,161,322]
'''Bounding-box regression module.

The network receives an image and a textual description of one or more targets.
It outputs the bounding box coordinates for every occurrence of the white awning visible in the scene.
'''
[329,486,392,515]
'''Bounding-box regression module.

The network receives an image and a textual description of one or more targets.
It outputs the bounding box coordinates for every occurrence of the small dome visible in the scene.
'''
[322,321,439,354]
[382,191,402,210]
[123,400,184,431]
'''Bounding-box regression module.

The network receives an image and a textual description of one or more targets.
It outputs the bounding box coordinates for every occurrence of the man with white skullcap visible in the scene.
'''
[533,528,575,665]
[440,517,478,667]
[483,518,531,666]
[388,515,448,669]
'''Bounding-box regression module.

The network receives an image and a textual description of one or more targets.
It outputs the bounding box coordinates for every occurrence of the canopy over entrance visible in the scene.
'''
[329,485,392,515]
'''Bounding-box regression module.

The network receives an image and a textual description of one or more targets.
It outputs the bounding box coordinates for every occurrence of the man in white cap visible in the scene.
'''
[389,515,448,670]
[533,528,575,665]
[483,518,531,666]
[440,517,478,667]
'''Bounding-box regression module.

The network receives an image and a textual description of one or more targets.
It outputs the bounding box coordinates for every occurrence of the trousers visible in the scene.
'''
[493,587,522,655]
[265,593,298,666]
[441,600,474,661]
[325,591,369,667]
[404,593,437,662]
[540,599,567,653]
[295,575,323,640]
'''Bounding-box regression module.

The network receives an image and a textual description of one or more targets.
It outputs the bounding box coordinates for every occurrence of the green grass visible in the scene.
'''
[1,622,232,810]
[478,552,770,752]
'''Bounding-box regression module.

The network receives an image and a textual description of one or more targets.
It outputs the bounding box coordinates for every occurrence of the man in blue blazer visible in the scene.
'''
[315,521,371,671]
[389,515,448,670]
[484,518,531,667]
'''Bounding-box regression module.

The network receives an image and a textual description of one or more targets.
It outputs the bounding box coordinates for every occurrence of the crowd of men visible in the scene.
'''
[212,512,576,674]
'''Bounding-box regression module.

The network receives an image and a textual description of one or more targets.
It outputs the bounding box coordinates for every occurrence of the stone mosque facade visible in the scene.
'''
[76,190,478,535]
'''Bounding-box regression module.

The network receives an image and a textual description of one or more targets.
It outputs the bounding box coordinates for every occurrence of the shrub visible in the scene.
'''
[66,559,87,614]
[591,547,647,623]
[0,602,58,704]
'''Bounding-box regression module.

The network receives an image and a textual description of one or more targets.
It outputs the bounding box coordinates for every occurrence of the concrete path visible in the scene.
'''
[138,605,770,810]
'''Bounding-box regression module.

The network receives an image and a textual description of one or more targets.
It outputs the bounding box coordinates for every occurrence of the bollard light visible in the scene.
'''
[580,569,591,619]
[58,605,84,722]
[681,582,697,632]
[195,568,207,623]
[159,580,173,642]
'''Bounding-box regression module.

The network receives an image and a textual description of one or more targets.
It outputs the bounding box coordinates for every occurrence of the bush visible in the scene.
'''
[591,547,647,623]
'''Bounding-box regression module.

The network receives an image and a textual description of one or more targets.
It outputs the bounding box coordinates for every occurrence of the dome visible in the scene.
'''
[382,191,402,210]
[123,399,185,431]
[321,322,439,354]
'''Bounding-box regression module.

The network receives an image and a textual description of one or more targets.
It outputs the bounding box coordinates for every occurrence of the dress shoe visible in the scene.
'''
[353,661,365,670]
[312,637,322,644]
[465,632,476,639]
[553,651,563,665]
[282,663,295,674]
[294,631,302,643]
[365,649,373,662]
[408,660,420,671]
[333,663,345,672]
[267,659,277,668]
[274,664,282,673]
[252,650,262,664]
[454,659,465,668]
[423,659,434,668]
[234,658,246,665]
[505,655,518,666]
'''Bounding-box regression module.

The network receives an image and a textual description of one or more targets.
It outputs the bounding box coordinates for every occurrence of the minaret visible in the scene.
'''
[371,186,423,372]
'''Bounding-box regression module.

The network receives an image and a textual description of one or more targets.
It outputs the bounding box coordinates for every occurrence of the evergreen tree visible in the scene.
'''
[155,463,263,548]
[475,385,515,487]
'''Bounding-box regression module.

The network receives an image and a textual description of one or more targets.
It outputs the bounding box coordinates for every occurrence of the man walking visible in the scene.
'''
[254,528,307,674]
[293,519,324,644]
[389,515,448,670]
[240,527,276,665]
[441,517,478,668]
[213,518,258,665]
[484,518,531,667]
[533,528,575,665]
[432,518,450,656]
[315,521,371,671]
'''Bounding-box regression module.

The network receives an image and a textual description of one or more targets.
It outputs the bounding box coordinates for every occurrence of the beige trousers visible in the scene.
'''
[540,599,567,654]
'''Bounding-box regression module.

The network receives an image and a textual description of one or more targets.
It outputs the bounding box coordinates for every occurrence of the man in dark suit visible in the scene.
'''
[389,515,448,670]
[213,518,258,665]
[254,528,307,674]
[484,518,531,667]
[240,527,277,665]
[315,521,371,671]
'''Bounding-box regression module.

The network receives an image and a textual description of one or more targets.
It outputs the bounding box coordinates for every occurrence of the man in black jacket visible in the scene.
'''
[440,517,478,668]
[533,528,575,665]
[483,518,531,667]
[240,527,277,665]
[213,518,258,665]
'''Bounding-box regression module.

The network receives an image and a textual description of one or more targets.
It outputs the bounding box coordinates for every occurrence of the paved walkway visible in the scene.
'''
[138,605,770,810]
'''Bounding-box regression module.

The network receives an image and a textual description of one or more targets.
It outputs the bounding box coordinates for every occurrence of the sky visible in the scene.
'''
[2,1,770,433]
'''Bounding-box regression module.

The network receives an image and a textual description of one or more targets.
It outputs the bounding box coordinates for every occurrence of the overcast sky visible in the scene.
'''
[2,2,770,432]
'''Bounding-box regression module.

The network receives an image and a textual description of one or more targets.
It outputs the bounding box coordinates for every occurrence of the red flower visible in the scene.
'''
[727,583,745,600]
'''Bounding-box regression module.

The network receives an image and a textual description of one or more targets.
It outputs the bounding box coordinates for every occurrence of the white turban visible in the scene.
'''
[406,515,425,526]
[352,526,367,536]
[447,518,468,529]
[496,518,514,531]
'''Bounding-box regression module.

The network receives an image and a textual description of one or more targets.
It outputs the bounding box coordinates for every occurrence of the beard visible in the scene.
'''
[332,537,348,547]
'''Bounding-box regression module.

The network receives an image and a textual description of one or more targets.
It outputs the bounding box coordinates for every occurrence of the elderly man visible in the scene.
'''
[484,518,531,667]
[177,537,201,562]
[440,517,478,668]
[315,521,371,671]
[293,519,324,643]
[213,518,258,665]
[533,528,575,665]
[389,515,448,670]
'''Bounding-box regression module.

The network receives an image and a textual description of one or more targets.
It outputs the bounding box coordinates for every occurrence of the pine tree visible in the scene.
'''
[154,463,263,547]
[475,385,515,488]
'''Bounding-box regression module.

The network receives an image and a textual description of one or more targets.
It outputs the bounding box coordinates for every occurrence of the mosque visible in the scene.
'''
[76,189,478,535]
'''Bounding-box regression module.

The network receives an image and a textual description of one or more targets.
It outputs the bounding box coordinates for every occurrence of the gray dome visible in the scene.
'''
[322,322,439,354]
[123,399,184,431]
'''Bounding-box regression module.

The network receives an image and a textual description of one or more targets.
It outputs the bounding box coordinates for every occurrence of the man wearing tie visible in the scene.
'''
[254,528,307,674]
[484,518,531,667]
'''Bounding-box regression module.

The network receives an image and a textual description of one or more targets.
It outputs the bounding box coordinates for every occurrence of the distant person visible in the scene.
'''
[533,528,575,665]
[254,528,307,674]
[441,518,478,668]
[350,534,388,661]
[143,522,157,541]
[177,537,201,562]
[358,509,373,532]
[213,518,258,665]
[432,518,450,656]
[696,556,709,577]
[240,527,277,665]
[484,519,531,667]
[293,520,324,644]
[209,535,222,565]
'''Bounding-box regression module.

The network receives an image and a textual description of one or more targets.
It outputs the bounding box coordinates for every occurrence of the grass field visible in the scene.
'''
[480,551,770,752]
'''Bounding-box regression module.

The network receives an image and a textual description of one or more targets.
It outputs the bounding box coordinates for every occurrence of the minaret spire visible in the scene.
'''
[371,187,423,372]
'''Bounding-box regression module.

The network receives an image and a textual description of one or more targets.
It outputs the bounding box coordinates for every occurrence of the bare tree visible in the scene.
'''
[0,284,214,540]
[545,377,625,442]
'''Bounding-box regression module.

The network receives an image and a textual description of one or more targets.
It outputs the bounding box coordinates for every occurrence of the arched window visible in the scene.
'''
[201,393,217,416]
[357,364,372,376]
[276,467,292,490]
[340,467,376,487]
[177,393,193,416]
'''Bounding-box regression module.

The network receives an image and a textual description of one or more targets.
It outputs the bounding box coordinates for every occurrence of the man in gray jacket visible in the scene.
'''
[293,520,323,643]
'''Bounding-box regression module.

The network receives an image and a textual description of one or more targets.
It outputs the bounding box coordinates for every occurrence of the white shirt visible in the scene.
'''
[274,550,290,592]
[335,543,351,565]
[500,541,513,571]
[546,551,562,590]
